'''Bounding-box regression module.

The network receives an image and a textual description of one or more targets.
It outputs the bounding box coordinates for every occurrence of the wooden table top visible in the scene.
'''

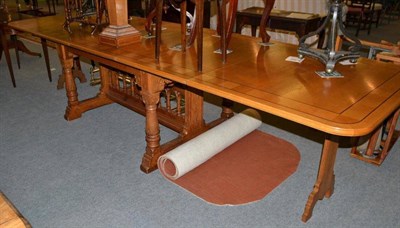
[8,15,400,137]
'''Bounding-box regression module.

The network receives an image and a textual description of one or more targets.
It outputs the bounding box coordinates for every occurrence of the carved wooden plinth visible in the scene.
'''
[99,25,141,47]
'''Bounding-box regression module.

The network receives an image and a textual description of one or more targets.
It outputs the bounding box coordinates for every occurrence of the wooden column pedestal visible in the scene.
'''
[99,0,141,47]
[99,25,141,47]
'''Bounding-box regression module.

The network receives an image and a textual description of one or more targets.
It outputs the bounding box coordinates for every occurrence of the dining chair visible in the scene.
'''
[381,0,400,23]
[1,4,46,87]
[345,0,382,36]
[234,0,275,44]
[150,0,236,71]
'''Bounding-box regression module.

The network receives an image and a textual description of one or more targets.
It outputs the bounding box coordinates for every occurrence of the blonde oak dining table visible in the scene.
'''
[8,15,400,222]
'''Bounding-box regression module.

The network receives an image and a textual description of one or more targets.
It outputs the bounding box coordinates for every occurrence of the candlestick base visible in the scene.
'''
[99,25,141,48]
[298,0,361,73]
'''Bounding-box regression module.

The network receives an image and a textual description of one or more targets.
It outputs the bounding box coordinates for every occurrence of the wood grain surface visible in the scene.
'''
[8,15,400,137]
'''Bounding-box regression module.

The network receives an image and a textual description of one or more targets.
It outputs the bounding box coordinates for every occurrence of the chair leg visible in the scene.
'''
[195,0,204,71]
[41,38,52,82]
[4,48,16,87]
[1,31,16,87]
[367,14,373,35]
[355,16,362,37]
[155,0,163,62]
[375,10,381,28]
[11,35,21,69]
[180,1,187,53]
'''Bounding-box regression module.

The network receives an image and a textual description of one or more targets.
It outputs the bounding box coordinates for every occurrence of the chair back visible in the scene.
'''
[346,0,376,11]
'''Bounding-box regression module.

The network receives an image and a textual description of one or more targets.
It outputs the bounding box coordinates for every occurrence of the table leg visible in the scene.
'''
[1,30,16,87]
[41,38,52,82]
[11,35,21,69]
[57,45,113,120]
[302,135,338,222]
[57,44,80,120]
[137,71,168,173]
[221,98,234,118]
[203,98,234,129]
[235,16,243,34]
[182,87,205,135]
[12,36,41,57]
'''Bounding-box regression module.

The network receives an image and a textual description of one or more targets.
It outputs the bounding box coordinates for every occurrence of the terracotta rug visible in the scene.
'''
[161,130,300,205]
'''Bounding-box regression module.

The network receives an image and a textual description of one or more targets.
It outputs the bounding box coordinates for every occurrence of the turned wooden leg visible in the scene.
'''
[57,44,81,120]
[57,56,87,89]
[302,135,338,222]
[137,71,167,173]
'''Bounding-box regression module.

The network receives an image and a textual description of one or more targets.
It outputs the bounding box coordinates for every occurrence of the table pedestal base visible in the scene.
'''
[302,136,338,222]
[57,43,232,173]
[99,25,141,48]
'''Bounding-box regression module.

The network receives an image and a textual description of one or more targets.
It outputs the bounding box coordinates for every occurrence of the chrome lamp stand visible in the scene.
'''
[298,0,361,73]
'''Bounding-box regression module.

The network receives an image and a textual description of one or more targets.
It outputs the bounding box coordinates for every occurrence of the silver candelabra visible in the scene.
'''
[298,0,361,73]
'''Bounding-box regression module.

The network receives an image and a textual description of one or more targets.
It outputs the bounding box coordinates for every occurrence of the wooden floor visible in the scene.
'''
[0,192,31,228]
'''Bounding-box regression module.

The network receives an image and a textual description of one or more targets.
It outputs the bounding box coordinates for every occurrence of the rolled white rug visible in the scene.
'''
[158,109,262,180]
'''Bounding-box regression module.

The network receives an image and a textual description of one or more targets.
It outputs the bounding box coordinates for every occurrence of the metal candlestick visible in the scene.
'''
[298,0,361,73]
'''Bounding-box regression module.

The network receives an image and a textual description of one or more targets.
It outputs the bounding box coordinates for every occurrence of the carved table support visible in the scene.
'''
[40,38,52,83]
[57,55,87,90]
[181,87,205,136]
[57,45,113,121]
[302,135,338,222]
[136,71,169,173]
[135,70,210,173]
[57,44,79,120]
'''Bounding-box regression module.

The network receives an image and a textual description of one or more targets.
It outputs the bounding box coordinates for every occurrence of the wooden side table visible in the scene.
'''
[235,7,326,48]
[16,0,56,16]
[1,8,52,87]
